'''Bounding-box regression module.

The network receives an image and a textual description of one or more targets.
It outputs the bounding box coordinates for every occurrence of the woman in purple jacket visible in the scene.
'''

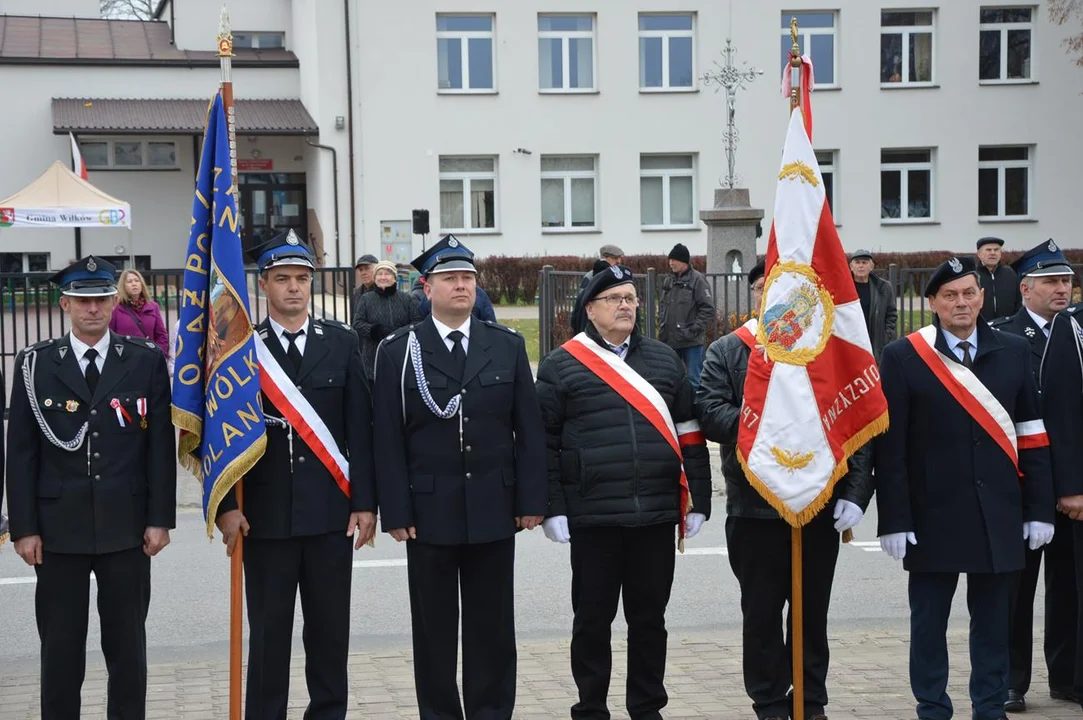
[109,269,170,357]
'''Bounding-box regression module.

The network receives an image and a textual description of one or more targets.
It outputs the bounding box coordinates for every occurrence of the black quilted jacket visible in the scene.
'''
[536,327,712,529]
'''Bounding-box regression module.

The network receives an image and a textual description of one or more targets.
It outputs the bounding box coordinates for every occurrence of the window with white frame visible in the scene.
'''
[0,252,49,274]
[79,140,177,169]
[781,12,837,87]
[640,154,696,228]
[539,15,595,92]
[880,11,935,85]
[881,149,933,222]
[979,7,1033,82]
[978,146,1031,219]
[439,156,498,232]
[233,32,285,49]
[436,15,495,92]
[541,156,597,230]
[816,150,837,218]
[638,14,695,90]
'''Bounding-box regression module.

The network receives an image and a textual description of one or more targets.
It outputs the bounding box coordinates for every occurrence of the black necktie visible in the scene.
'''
[448,330,467,379]
[283,330,304,373]
[957,340,974,369]
[84,348,100,393]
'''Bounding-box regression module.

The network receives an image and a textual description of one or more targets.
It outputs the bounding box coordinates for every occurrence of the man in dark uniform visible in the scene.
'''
[990,239,1078,711]
[215,230,376,719]
[373,234,547,720]
[4,256,176,719]
[876,256,1054,720]
[1038,285,1083,711]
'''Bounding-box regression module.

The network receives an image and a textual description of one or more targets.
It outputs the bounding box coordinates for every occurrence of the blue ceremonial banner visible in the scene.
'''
[172,93,267,536]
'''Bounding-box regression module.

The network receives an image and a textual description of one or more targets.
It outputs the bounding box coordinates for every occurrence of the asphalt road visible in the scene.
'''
[0,496,1015,670]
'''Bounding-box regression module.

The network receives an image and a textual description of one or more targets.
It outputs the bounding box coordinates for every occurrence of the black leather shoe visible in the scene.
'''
[1004,689,1026,712]
[1050,687,1079,703]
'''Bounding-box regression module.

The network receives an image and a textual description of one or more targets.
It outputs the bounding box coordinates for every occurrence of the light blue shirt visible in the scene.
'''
[940,326,978,364]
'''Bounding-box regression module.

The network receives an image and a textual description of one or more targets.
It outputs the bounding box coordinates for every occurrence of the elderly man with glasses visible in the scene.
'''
[536,265,712,720]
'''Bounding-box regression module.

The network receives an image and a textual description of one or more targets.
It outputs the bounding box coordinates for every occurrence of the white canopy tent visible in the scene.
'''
[0,161,130,228]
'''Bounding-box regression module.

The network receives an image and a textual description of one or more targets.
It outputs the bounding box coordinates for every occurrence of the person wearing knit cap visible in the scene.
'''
[697,260,873,720]
[351,260,421,380]
[659,243,714,387]
[975,237,1021,322]
[848,249,897,361]
[537,264,711,720]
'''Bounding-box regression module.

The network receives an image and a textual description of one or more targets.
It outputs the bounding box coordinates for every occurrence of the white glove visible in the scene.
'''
[1023,521,1055,551]
[879,532,917,561]
[542,516,571,544]
[832,499,864,532]
[684,512,706,539]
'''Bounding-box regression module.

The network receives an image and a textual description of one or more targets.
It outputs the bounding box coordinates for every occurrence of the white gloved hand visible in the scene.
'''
[1023,521,1055,551]
[684,512,706,539]
[832,499,864,532]
[879,532,917,561]
[542,516,571,544]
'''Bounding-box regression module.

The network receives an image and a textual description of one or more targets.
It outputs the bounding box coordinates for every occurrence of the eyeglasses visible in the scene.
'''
[594,294,639,307]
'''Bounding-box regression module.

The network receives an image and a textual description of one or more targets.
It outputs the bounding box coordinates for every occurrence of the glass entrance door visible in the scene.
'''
[238,173,307,257]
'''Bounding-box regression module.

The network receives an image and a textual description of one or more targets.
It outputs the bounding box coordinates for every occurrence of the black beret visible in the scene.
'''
[924,256,979,298]
[976,236,1004,250]
[748,260,766,286]
[583,264,635,303]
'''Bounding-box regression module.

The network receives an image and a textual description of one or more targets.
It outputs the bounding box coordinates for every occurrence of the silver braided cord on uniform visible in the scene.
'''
[22,349,88,451]
[407,330,461,420]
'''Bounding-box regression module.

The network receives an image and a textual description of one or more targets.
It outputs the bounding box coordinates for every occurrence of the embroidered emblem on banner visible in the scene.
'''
[778,160,820,186]
[771,446,815,472]
[757,261,835,366]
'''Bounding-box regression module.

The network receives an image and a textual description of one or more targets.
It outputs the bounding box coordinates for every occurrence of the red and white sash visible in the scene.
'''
[561,333,701,546]
[733,319,759,350]
[255,336,351,497]
[907,325,1049,474]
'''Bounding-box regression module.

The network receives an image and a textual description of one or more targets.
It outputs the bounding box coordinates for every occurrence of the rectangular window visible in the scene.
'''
[437,15,495,92]
[638,14,695,91]
[0,252,51,273]
[979,7,1033,82]
[978,146,1031,219]
[881,11,935,85]
[540,156,598,231]
[816,150,838,219]
[640,154,696,228]
[881,149,933,222]
[81,140,178,169]
[233,32,285,49]
[780,12,837,87]
[439,156,498,232]
[538,15,596,92]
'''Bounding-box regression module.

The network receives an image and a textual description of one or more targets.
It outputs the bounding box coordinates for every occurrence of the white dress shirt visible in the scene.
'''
[1025,307,1052,337]
[69,331,109,375]
[940,326,979,364]
[268,316,310,355]
[431,315,471,354]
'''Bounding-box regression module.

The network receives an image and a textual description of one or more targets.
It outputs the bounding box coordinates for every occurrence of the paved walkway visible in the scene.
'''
[0,628,1076,719]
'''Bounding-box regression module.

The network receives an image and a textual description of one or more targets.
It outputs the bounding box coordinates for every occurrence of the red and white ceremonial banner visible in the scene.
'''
[736,107,888,527]
[69,133,87,180]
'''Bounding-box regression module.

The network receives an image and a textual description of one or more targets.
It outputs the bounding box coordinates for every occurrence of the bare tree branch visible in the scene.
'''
[1049,0,1083,66]
[100,0,156,21]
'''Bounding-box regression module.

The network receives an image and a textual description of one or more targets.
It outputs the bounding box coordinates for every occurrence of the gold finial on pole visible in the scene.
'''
[789,17,801,111]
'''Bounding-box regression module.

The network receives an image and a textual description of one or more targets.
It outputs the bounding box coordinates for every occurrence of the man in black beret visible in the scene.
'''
[697,260,873,720]
[659,243,714,387]
[537,264,711,720]
[976,237,1021,321]
[876,255,1054,720]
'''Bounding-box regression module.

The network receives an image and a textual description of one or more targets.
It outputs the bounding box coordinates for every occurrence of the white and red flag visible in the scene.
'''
[69,133,87,180]
[736,106,888,527]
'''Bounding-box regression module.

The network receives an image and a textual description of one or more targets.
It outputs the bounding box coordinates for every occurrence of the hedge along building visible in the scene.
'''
[1,0,1081,274]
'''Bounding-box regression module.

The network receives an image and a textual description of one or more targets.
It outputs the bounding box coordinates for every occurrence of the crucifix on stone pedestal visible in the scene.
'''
[698,32,765,328]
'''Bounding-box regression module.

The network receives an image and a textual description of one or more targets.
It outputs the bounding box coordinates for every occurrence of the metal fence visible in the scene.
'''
[0,267,356,409]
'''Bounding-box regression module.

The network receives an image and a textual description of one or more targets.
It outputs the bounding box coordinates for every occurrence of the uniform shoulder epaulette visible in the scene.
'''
[315,318,353,333]
[123,335,160,351]
[22,338,55,353]
[483,319,520,336]
[1065,303,1083,316]
[989,316,1012,327]
[383,324,416,344]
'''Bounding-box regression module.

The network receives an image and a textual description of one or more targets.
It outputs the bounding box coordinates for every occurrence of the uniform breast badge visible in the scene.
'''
[65,400,79,412]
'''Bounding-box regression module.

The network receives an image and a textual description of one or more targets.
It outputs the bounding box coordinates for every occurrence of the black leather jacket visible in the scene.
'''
[695,332,874,519]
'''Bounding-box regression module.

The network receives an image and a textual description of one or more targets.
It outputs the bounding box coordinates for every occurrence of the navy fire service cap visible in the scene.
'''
[248,229,315,272]
[49,255,118,297]
[411,234,477,277]
[1011,239,1074,279]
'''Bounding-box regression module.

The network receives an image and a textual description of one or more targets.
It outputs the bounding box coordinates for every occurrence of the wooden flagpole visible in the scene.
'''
[787,18,806,720]
[217,8,244,720]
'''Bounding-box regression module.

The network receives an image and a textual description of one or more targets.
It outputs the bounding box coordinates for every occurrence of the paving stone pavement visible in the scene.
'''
[0,627,1077,719]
